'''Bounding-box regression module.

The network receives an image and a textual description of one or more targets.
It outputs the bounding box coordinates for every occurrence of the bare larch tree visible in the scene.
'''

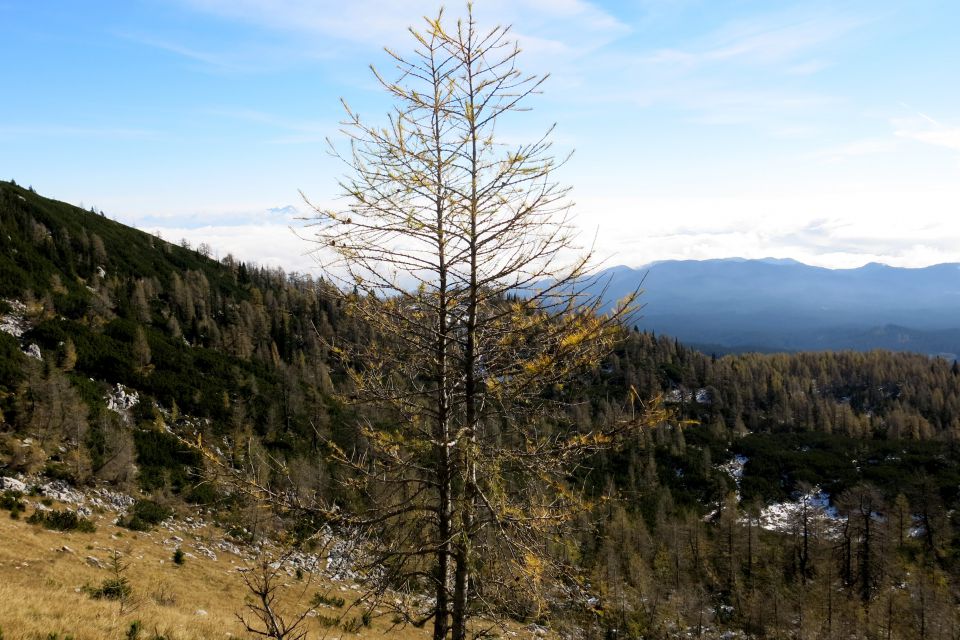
[301,7,661,639]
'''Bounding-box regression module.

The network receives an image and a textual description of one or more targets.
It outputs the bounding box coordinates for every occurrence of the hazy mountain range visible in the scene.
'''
[594,258,960,357]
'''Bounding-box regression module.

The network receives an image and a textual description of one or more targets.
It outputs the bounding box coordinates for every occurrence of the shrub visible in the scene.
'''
[311,592,345,608]
[133,430,202,493]
[89,576,132,601]
[118,499,172,531]
[152,584,177,607]
[28,509,96,532]
[342,616,365,633]
[172,547,185,565]
[0,490,25,518]
[315,614,339,628]
[126,621,142,640]
[43,462,76,484]
[87,550,134,612]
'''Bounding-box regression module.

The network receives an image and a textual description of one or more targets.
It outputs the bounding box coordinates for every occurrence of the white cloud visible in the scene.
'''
[575,186,960,269]
[201,108,335,144]
[143,221,322,274]
[127,202,306,228]
[175,0,627,59]
[644,6,869,69]
[785,59,830,76]
[894,115,960,153]
[562,5,875,138]
[810,137,898,163]
[116,30,340,74]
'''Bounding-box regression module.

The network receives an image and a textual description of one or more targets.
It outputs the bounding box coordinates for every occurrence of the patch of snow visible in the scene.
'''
[664,388,684,403]
[720,455,747,489]
[909,523,925,539]
[665,387,713,405]
[0,299,28,338]
[758,486,842,535]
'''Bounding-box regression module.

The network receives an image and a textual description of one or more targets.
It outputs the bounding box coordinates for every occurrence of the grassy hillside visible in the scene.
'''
[0,489,521,640]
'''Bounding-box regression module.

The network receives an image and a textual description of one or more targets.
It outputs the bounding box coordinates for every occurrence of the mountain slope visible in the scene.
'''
[594,258,960,355]
[4,182,960,637]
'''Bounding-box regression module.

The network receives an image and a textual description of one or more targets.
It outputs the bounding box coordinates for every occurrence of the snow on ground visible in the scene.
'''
[759,486,843,535]
[665,387,712,404]
[1,298,42,359]
[719,454,747,492]
[717,454,845,536]
[0,299,28,338]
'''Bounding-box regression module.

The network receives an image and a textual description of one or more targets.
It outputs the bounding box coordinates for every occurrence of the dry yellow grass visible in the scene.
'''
[0,501,545,640]
[0,502,445,640]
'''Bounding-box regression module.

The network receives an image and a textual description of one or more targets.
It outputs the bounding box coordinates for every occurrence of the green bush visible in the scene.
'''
[43,462,77,484]
[133,430,202,493]
[172,547,185,565]
[342,615,369,633]
[0,490,25,518]
[311,592,345,608]
[88,577,131,601]
[126,620,142,640]
[118,499,172,531]
[28,509,96,533]
[315,614,339,628]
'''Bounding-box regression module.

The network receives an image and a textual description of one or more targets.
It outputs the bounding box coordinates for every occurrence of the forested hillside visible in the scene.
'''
[2,180,959,638]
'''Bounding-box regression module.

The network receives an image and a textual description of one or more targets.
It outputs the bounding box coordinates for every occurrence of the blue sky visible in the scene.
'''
[3,0,960,272]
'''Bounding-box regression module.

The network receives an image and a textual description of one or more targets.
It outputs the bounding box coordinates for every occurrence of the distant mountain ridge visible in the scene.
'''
[594,258,960,356]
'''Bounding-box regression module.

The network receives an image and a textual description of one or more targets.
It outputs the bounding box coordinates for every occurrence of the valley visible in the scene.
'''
[2,181,960,638]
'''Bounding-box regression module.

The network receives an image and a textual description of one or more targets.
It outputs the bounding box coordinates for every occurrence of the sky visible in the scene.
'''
[2,0,960,273]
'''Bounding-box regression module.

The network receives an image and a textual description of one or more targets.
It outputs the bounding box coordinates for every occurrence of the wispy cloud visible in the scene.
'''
[116,31,336,73]
[202,108,334,144]
[894,114,960,153]
[681,86,838,127]
[644,6,870,69]
[173,0,628,63]
[785,59,831,76]
[118,33,242,71]
[562,4,877,138]
[810,137,898,163]
[0,125,160,140]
